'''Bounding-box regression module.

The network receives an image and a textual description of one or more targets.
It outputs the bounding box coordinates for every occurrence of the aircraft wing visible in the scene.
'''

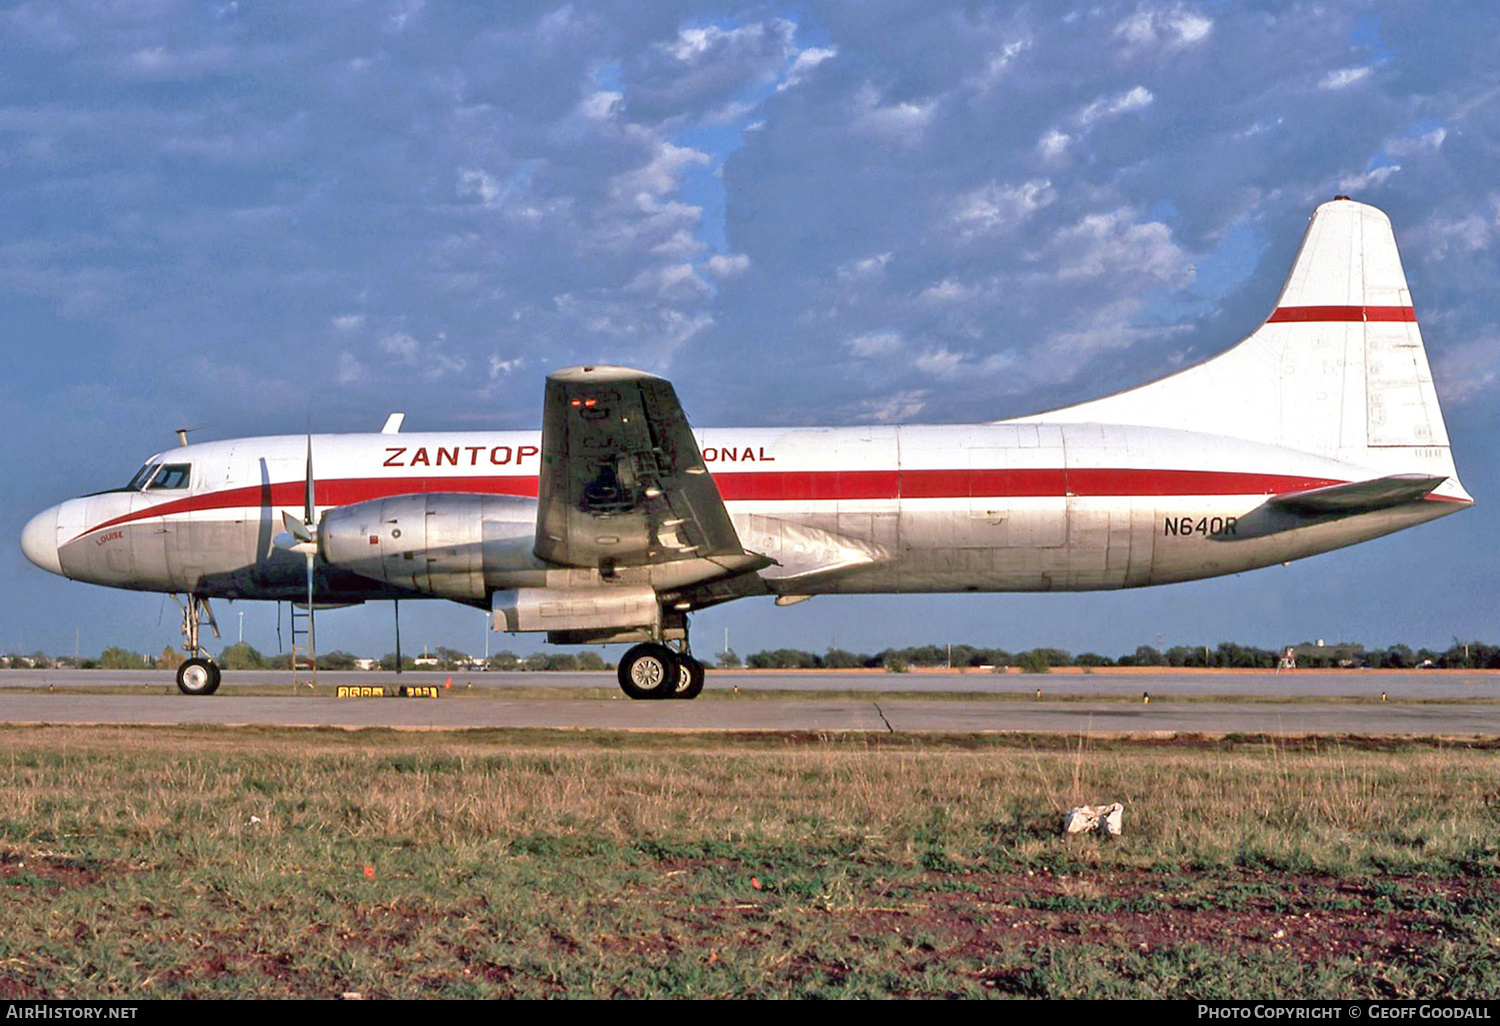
[1269,473,1448,514]
[534,366,744,569]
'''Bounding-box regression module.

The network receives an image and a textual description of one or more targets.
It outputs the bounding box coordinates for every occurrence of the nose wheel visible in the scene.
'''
[617,644,706,700]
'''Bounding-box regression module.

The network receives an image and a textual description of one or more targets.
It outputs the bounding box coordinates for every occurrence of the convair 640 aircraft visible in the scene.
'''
[21,199,1472,698]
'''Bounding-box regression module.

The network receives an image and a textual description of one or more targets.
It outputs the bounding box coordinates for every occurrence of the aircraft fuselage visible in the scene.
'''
[24,421,1464,605]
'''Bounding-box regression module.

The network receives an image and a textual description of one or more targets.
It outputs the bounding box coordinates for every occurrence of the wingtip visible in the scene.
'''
[548,364,664,384]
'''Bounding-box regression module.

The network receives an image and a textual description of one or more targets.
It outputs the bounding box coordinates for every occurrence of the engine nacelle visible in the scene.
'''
[319,493,537,600]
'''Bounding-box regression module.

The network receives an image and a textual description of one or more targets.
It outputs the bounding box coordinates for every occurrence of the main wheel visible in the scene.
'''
[617,644,679,700]
[669,654,705,700]
[176,657,221,696]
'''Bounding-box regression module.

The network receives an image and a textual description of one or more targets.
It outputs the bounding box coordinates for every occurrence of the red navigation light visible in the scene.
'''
[584,398,597,407]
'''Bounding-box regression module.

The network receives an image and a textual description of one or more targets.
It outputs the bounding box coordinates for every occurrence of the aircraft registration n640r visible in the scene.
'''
[21,198,1472,699]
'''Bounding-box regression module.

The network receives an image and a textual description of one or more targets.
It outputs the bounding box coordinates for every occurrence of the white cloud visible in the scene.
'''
[856,389,930,423]
[1114,5,1213,49]
[1320,66,1372,90]
[969,38,1030,91]
[914,346,966,379]
[1433,335,1500,405]
[336,352,364,385]
[379,332,419,362]
[1338,164,1401,192]
[610,134,710,205]
[919,279,972,303]
[837,251,894,282]
[845,330,904,357]
[627,262,710,301]
[1385,127,1447,156]
[579,90,623,120]
[779,46,837,91]
[852,84,938,142]
[1078,86,1154,126]
[705,252,751,277]
[1417,197,1500,260]
[378,332,466,379]
[488,355,523,378]
[1044,209,1192,285]
[951,178,1056,239]
[1037,129,1072,158]
[458,169,507,209]
[331,314,365,333]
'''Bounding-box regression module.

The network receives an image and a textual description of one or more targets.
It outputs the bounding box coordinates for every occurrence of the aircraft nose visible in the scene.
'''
[20,505,63,576]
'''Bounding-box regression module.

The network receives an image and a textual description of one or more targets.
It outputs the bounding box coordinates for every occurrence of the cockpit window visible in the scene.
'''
[147,464,192,490]
[127,462,161,491]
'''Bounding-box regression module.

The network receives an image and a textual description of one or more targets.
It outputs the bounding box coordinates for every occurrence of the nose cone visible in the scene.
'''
[21,506,63,576]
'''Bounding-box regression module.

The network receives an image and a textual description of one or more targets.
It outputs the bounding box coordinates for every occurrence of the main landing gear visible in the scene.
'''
[173,594,222,696]
[617,643,705,700]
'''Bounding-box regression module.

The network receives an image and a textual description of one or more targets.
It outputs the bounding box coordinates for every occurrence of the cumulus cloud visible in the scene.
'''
[336,352,365,384]
[1042,209,1192,286]
[837,252,894,282]
[856,389,930,423]
[1037,129,1072,158]
[705,252,750,277]
[1433,336,1500,405]
[951,179,1056,239]
[1320,66,1372,90]
[845,330,904,357]
[779,46,836,91]
[1114,4,1213,50]
[852,84,938,142]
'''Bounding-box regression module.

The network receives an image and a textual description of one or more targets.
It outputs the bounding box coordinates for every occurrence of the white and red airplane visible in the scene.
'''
[20,198,1471,699]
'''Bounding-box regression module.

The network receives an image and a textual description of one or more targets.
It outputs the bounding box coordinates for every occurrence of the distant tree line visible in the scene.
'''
[11,639,1500,672]
[726,640,1500,672]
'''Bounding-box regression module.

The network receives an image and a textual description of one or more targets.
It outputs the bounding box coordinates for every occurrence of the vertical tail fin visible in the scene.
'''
[1017,198,1468,501]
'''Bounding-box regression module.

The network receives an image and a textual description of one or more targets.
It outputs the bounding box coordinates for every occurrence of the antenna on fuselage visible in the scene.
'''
[174,425,206,447]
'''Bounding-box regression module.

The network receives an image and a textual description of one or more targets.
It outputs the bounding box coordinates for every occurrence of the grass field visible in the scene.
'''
[1,726,1497,999]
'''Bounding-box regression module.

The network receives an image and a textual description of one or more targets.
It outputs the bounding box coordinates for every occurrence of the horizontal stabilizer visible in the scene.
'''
[1269,473,1447,514]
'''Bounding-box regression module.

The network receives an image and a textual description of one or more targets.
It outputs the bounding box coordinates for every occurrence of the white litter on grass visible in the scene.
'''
[1062,803,1124,836]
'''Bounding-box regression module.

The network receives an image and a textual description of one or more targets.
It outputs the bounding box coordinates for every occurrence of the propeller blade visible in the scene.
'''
[304,430,316,527]
[281,510,313,544]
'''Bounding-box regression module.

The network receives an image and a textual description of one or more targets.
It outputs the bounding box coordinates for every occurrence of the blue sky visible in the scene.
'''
[4,1,1499,661]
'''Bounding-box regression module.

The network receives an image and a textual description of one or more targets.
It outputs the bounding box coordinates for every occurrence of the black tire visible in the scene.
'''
[617,644,679,700]
[669,655,705,700]
[177,657,221,696]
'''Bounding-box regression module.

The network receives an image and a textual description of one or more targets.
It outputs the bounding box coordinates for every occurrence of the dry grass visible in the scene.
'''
[0,726,1497,998]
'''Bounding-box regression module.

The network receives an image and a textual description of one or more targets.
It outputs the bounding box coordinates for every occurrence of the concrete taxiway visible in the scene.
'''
[1,669,1497,735]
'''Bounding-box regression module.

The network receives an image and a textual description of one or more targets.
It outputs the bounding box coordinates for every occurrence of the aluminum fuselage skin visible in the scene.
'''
[31,421,1464,605]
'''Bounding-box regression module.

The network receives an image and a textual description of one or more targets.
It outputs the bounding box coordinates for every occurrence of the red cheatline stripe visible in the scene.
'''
[1268,305,1416,323]
[68,469,1347,542]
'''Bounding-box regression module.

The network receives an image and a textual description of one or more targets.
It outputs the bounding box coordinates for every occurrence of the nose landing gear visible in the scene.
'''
[173,594,222,696]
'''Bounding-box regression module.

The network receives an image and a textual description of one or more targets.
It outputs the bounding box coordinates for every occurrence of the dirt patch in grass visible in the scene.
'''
[0,849,111,889]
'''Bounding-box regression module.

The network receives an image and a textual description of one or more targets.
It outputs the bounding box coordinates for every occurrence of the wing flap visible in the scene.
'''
[1269,473,1448,514]
[535,366,743,569]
